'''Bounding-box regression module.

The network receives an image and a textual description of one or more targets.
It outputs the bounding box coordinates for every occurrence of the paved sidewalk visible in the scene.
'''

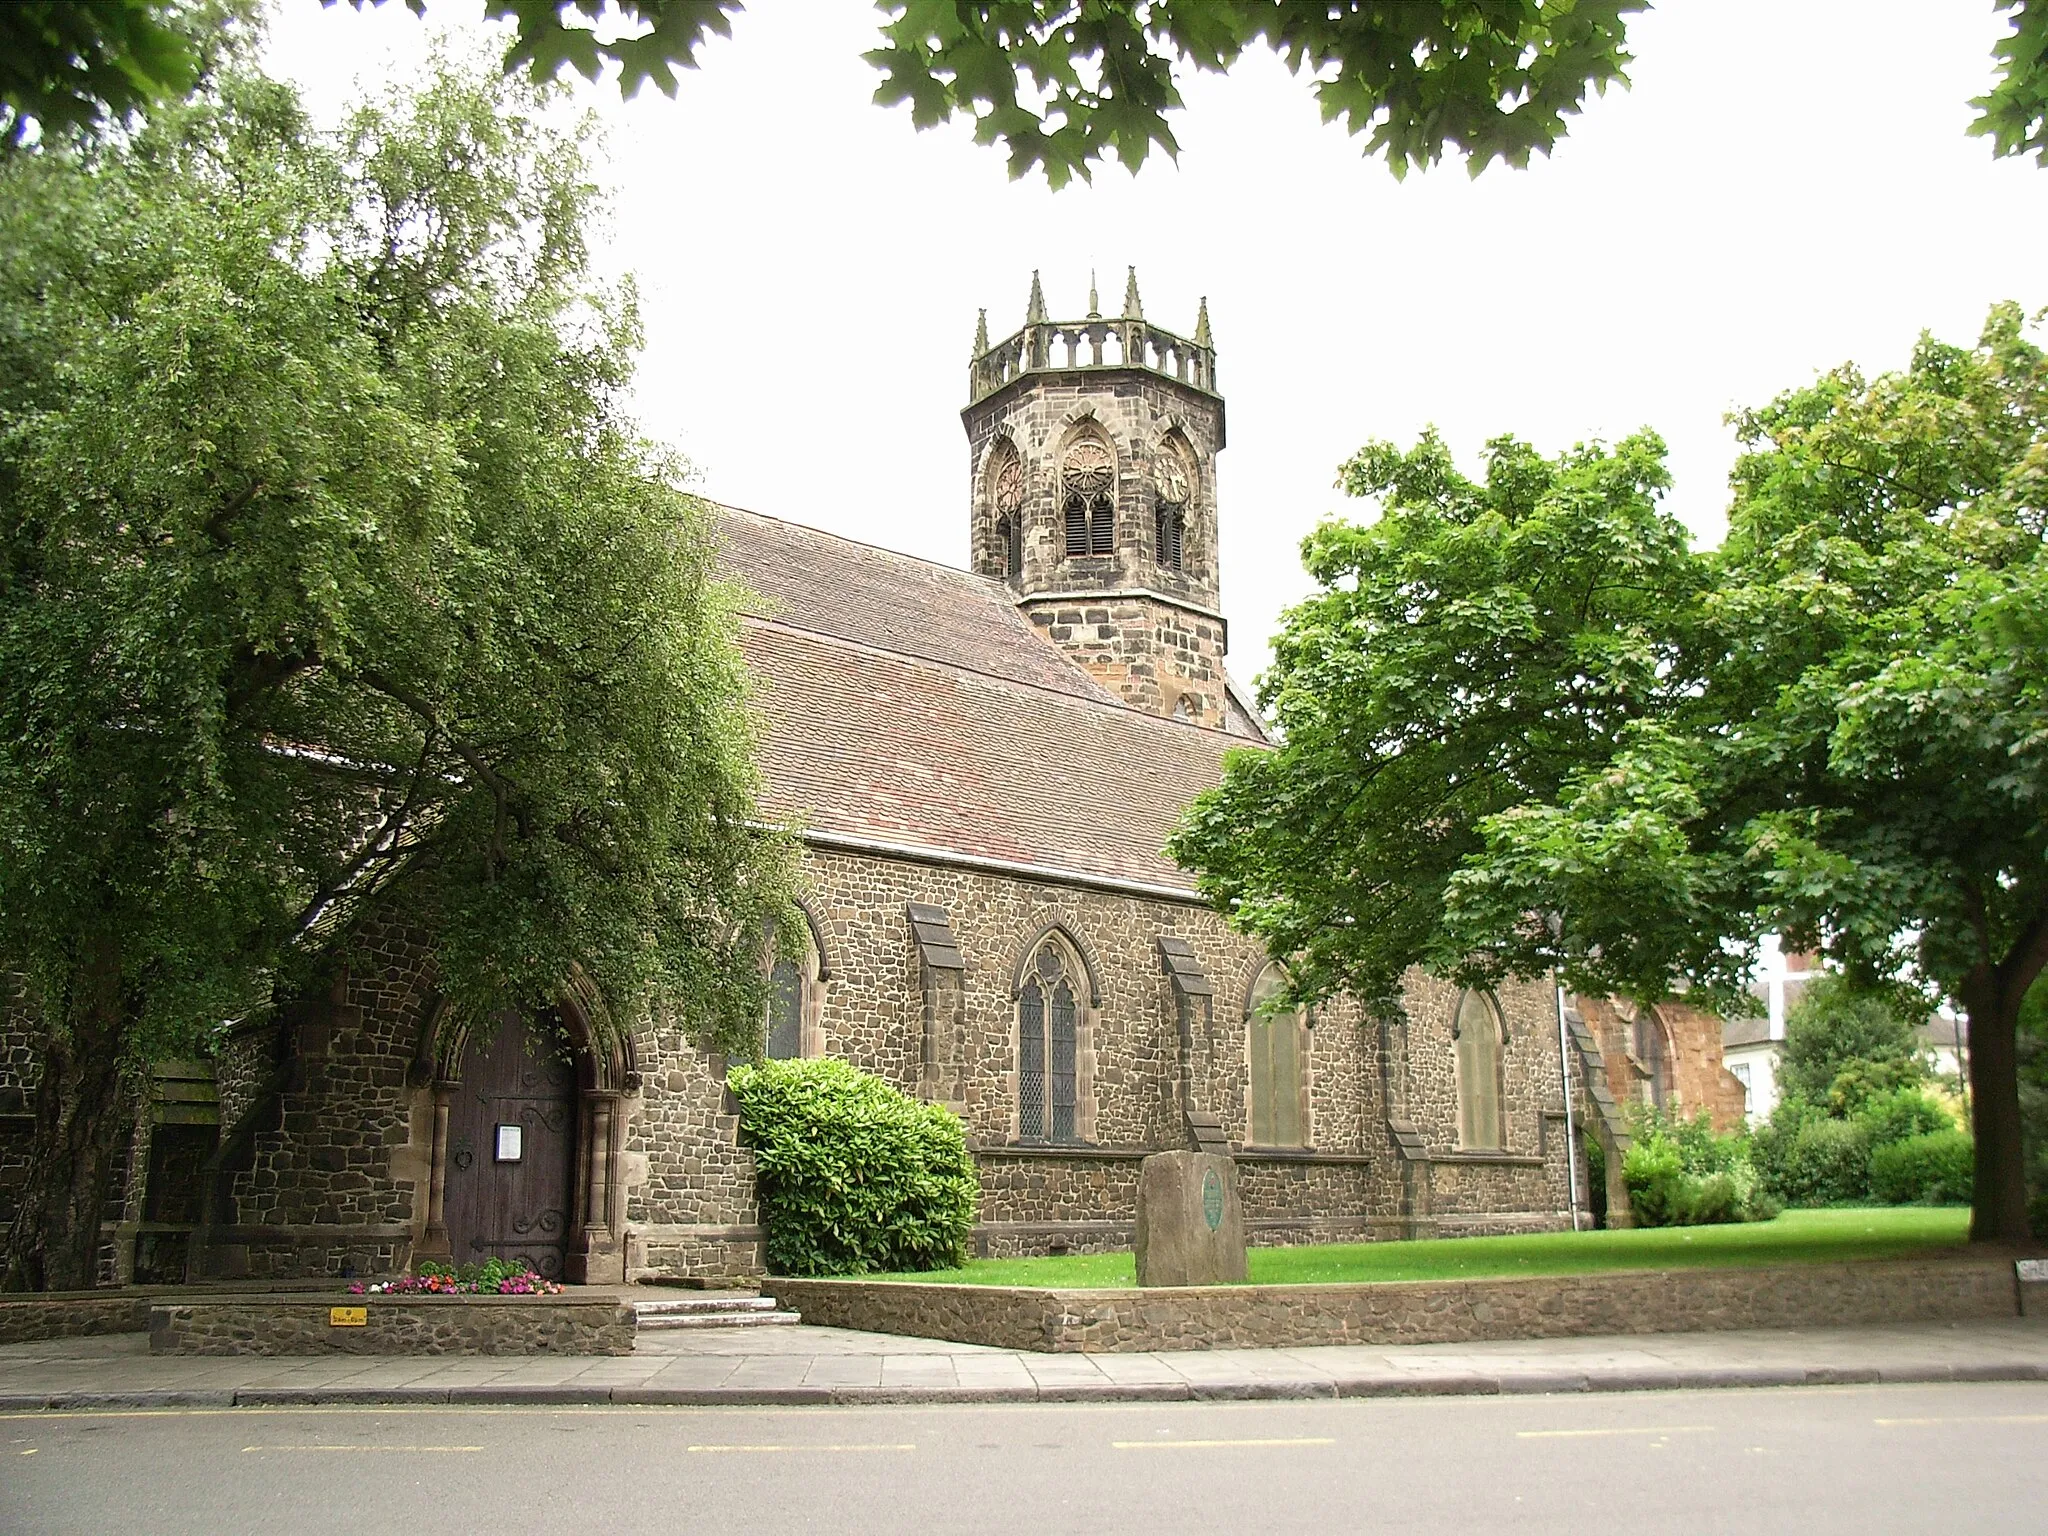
[2,1317,2045,1409]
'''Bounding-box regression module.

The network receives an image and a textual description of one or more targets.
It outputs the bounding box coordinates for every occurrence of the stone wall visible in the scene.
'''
[0,1293,155,1347]
[0,842,1593,1287]
[964,366,1231,725]
[1580,994,1747,1131]
[787,846,1578,1254]
[148,1295,636,1356]
[620,1019,765,1283]
[770,1257,2022,1354]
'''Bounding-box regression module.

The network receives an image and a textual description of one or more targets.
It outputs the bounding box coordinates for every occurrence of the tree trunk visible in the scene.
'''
[1960,971,2032,1245]
[2,951,134,1292]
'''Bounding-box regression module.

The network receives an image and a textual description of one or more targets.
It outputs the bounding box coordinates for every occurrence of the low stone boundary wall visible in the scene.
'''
[148,1295,637,1356]
[769,1258,2024,1354]
[0,1293,155,1347]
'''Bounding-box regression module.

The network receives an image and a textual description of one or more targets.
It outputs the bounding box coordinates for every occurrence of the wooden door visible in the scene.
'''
[443,1010,578,1279]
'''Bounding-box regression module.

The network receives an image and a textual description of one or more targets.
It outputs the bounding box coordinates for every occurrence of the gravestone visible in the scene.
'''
[1134,1150,1247,1287]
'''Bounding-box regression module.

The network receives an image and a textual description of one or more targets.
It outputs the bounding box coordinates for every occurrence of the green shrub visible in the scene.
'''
[1773,1115,1872,1205]
[1868,1129,1974,1205]
[726,1057,978,1277]
[1855,1087,1954,1150]
[1620,1110,1774,1226]
[1622,1137,1686,1226]
[1779,976,1928,1108]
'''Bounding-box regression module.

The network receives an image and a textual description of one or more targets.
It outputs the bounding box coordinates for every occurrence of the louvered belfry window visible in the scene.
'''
[1062,438,1115,557]
[1152,442,1189,572]
[1019,943,1081,1143]
[991,442,1025,580]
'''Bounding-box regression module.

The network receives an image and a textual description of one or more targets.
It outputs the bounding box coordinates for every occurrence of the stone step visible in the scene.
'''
[635,1308,802,1329]
[630,1302,774,1327]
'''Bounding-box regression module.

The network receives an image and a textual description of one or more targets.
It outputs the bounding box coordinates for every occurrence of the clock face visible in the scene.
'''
[1153,456,1190,506]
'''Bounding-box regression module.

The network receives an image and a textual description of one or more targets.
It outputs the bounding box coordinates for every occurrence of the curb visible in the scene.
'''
[2,1360,2044,1412]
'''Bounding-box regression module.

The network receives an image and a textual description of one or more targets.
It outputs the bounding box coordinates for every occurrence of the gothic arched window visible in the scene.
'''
[1633,1009,1672,1109]
[1152,441,1190,572]
[1247,963,1307,1147]
[1453,990,1504,1151]
[763,919,824,1060]
[1018,941,1080,1142]
[988,441,1025,579]
[1061,437,1115,557]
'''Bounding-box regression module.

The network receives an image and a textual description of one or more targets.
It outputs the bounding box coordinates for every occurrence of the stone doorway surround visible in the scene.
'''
[412,979,640,1284]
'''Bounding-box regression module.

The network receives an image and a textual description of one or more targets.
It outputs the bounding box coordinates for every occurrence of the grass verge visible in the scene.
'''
[866,1207,1973,1288]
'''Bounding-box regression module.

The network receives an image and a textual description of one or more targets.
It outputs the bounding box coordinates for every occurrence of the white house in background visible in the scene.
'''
[1920,1013,1971,1097]
[1721,938,1819,1123]
[1720,939,1970,1123]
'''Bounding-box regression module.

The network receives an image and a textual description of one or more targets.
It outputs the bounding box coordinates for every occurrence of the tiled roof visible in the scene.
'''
[713,504,1267,892]
[714,507,1120,706]
[1721,1015,1773,1049]
[738,618,1253,892]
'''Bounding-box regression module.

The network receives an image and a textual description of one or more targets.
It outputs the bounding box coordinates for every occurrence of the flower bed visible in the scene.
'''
[349,1258,564,1297]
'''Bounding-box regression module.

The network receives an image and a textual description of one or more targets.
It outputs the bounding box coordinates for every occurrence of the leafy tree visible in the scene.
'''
[2020,972,2048,1231]
[0,0,202,146]
[6,3,2047,184]
[1434,306,2048,1243]
[1168,427,1695,1014]
[1973,0,2048,165]
[1777,976,1927,1110]
[0,56,792,1289]
[1177,306,2048,1243]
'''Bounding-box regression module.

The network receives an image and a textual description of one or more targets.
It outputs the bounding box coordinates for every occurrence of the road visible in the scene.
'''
[6,1381,2045,1533]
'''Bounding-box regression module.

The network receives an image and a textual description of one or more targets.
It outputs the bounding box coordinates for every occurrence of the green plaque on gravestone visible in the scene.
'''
[1202,1167,1223,1231]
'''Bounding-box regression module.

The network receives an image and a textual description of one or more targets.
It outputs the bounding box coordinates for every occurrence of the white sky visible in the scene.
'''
[264,1,2048,687]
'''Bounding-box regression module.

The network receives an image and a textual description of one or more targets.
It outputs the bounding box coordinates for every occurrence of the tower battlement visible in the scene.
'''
[969,268,1217,404]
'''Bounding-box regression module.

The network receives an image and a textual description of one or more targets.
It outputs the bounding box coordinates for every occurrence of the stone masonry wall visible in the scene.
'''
[148,1295,636,1356]
[0,844,1588,1287]
[787,847,1574,1254]
[1019,594,1227,728]
[1580,994,1747,1132]
[770,1257,2021,1354]
[964,368,1230,726]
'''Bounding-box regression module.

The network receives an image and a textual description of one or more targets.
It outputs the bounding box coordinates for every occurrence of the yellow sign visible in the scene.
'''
[328,1306,367,1328]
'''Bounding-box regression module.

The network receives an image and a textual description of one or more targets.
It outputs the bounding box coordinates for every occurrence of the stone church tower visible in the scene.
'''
[963,270,1230,727]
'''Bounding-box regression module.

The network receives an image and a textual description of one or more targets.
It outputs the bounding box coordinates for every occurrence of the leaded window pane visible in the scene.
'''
[1455,991,1503,1151]
[765,958,802,1060]
[1050,979,1077,1143]
[1271,1010,1301,1147]
[1018,979,1047,1141]
[1248,1013,1274,1145]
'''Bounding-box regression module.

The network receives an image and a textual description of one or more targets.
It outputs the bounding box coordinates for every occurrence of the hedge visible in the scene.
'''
[726,1057,978,1277]
[1868,1129,1974,1206]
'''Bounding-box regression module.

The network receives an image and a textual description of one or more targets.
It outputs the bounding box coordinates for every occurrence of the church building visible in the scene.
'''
[7,275,1607,1287]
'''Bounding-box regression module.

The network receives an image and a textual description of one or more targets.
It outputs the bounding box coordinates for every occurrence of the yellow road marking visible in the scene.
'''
[686,1443,915,1453]
[240,1445,483,1453]
[1875,1415,2048,1427]
[1112,1438,1337,1450]
[19,1447,37,1455]
[1517,1426,1714,1439]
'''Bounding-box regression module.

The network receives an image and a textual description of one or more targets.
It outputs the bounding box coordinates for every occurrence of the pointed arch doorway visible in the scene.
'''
[441,1010,579,1279]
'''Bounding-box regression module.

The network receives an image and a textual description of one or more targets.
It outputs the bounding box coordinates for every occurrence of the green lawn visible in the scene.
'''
[870,1207,1972,1289]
